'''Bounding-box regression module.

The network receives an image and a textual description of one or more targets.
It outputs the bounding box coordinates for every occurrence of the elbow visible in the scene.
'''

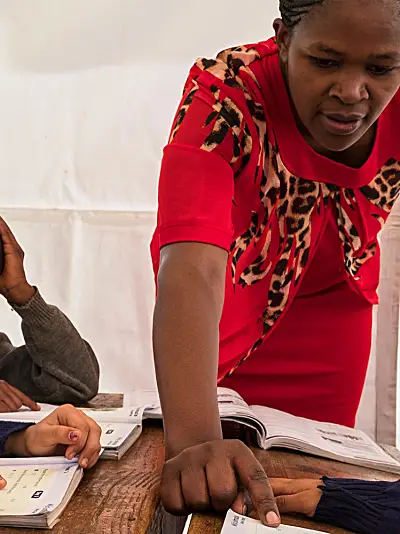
[68,344,100,403]
[80,351,100,401]
[63,376,99,404]
[80,372,100,402]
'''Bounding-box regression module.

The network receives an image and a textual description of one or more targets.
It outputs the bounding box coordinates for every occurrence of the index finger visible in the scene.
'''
[54,408,101,466]
[7,384,40,411]
[233,450,280,527]
[73,417,102,468]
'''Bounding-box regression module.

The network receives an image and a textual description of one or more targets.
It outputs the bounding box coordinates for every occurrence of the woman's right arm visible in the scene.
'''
[154,242,280,526]
[153,63,280,526]
[154,241,227,457]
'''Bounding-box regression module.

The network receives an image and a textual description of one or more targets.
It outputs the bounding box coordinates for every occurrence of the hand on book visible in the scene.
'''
[161,439,281,528]
[5,404,102,468]
[270,478,323,518]
[0,380,40,412]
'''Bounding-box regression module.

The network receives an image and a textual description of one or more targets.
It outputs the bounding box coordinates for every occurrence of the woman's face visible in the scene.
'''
[275,0,400,155]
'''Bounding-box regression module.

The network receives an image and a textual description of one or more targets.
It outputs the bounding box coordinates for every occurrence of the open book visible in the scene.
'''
[126,388,400,475]
[0,406,144,461]
[0,456,82,529]
[3,387,400,473]
[221,510,327,534]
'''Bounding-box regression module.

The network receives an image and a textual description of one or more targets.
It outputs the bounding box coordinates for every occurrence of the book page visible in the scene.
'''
[124,387,250,418]
[0,463,80,516]
[221,510,327,534]
[0,406,145,425]
[98,422,140,448]
[217,388,250,409]
[251,406,396,464]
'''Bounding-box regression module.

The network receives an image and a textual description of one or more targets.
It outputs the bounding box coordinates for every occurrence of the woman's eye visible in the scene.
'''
[367,65,395,76]
[309,56,339,69]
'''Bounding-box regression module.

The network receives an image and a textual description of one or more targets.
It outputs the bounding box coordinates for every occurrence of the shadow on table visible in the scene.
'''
[148,502,188,534]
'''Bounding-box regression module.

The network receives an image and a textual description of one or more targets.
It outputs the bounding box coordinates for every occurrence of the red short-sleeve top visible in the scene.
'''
[151,37,400,383]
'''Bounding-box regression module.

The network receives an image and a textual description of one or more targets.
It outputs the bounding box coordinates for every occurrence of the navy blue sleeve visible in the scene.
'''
[0,421,34,456]
[314,476,400,534]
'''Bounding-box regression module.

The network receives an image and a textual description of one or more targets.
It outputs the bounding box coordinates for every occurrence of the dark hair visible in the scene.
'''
[279,0,324,27]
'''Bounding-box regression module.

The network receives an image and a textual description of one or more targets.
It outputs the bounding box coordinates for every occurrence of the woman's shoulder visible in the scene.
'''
[187,37,278,95]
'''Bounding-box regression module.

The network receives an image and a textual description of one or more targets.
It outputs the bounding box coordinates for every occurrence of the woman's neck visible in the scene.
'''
[303,125,376,168]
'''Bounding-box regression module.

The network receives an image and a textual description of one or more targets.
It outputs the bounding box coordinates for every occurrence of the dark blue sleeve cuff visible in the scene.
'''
[314,476,400,534]
[0,421,35,456]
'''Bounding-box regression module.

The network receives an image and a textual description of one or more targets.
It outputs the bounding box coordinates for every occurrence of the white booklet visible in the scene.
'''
[0,457,82,529]
[0,406,144,461]
[221,510,327,534]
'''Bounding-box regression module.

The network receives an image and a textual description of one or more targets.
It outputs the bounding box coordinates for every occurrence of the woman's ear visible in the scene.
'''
[273,18,291,64]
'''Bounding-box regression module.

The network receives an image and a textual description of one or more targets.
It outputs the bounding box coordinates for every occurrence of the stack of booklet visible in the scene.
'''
[0,404,144,461]
[0,456,82,529]
[0,407,144,528]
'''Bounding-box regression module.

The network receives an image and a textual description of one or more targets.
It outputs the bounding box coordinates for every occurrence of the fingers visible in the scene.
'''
[233,446,280,527]
[44,425,83,447]
[47,405,102,468]
[270,478,313,496]
[75,419,102,469]
[160,462,185,514]
[275,491,320,517]
[0,401,12,413]
[0,218,21,250]
[161,440,278,524]
[180,466,210,512]
[7,383,40,411]
[270,479,323,518]
[0,475,7,490]
[39,423,100,469]
[0,381,24,411]
[231,491,247,516]
[205,457,237,512]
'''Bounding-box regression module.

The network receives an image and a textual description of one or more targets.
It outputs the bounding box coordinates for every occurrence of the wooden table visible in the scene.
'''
[0,394,397,533]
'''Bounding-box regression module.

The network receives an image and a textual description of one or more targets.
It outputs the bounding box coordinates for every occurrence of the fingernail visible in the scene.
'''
[81,458,88,468]
[242,505,247,516]
[266,512,280,526]
[69,432,79,442]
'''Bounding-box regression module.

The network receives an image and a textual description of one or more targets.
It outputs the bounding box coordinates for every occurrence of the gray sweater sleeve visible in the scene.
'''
[0,289,100,404]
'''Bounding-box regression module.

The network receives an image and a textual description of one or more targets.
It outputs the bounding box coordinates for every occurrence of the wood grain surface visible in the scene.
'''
[0,394,397,534]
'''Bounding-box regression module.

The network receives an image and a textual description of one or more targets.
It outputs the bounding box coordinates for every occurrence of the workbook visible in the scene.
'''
[221,510,327,534]
[0,406,144,461]
[125,387,400,474]
[0,456,82,529]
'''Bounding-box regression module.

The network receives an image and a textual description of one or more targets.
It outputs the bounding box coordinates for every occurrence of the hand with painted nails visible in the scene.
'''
[4,404,102,469]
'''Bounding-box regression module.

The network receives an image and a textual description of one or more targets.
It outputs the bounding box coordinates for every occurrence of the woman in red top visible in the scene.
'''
[151,0,400,525]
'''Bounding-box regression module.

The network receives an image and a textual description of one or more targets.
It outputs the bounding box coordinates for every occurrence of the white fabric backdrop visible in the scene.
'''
[0,1,396,439]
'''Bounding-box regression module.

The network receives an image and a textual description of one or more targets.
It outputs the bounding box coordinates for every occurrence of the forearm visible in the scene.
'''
[154,252,226,456]
[10,290,99,401]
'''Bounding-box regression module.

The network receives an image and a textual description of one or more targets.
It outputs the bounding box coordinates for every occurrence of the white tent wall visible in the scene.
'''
[0,1,396,438]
